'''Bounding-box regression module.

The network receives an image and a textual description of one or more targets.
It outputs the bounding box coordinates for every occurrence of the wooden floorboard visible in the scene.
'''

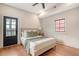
[41,44,79,56]
[0,44,79,56]
[0,44,27,56]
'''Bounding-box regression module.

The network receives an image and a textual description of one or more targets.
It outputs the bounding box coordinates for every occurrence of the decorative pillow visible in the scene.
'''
[26,30,43,37]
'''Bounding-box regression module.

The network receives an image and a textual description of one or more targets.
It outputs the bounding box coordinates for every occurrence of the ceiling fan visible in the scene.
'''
[32,3,45,9]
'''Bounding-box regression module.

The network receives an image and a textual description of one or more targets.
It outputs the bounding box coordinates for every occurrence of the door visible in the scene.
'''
[3,16,18,46]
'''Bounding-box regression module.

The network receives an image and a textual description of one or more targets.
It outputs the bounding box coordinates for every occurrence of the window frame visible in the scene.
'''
[55,18,65,32]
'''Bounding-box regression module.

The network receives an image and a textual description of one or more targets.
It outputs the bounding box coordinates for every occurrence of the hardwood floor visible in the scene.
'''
[41,44,79,56]
[0,44,79,56]
[0,44,27,56]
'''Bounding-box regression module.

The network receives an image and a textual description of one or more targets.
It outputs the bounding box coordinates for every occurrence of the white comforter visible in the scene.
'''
[30,38,56,56]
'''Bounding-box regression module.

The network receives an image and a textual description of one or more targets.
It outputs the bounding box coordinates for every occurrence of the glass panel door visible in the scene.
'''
[4,16,18,46]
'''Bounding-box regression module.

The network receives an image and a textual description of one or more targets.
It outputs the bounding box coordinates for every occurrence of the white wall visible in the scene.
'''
[0,4,41,47]
[0,15,3,47]
[40,7,79,48]
[0,4,41,29]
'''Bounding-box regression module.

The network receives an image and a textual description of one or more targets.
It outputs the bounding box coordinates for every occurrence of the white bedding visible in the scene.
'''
[29,38,56,56]
[21,29,56,56]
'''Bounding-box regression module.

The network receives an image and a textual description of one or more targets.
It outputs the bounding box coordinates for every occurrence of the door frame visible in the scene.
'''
[3,16,18,46]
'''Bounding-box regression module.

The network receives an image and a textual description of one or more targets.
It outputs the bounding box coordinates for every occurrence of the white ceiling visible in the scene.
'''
[5,3,60,14]
[4,3,79,18]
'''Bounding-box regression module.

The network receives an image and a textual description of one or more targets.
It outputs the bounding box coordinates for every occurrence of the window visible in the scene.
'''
[55,19,65,32]
[6,18,16,36]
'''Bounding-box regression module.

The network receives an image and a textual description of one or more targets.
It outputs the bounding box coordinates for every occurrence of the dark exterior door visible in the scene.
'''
[3,16,18,46]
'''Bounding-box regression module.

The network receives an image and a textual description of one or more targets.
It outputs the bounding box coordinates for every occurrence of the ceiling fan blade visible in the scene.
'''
[42,3,45,9]
[32,3,38,6]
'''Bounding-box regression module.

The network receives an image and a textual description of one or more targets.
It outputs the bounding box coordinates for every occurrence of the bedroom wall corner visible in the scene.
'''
[39,7,79,48]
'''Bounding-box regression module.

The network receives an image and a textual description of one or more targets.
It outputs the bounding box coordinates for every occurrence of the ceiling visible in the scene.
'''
[4,3,79,18]
[4,3,60,14]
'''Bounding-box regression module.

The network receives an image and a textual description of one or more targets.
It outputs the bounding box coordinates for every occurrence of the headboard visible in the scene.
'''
[21,28,44,38]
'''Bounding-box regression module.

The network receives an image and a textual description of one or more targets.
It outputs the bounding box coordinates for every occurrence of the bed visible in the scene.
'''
[21,28,56,56]
[29,37,56,56]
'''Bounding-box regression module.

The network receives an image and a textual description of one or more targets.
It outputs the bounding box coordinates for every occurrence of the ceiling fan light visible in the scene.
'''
[39,11,45,16]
